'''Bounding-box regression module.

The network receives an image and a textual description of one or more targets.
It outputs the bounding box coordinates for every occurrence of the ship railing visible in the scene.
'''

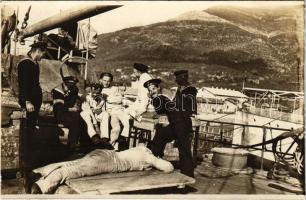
[194,118,302,172]
[248,106,303,124]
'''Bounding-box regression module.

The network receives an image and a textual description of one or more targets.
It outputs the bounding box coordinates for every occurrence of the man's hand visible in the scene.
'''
[26,101,35,112]
[68,107,79,112]
[134,112,142,122]
[192,114,198,118]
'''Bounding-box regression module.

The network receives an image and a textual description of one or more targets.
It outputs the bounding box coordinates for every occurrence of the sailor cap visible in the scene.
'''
[144,78,162,88]
[134,63,149,73]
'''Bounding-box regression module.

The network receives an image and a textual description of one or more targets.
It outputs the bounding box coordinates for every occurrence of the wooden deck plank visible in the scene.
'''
[68,169,163,182]
[66,170,195,194]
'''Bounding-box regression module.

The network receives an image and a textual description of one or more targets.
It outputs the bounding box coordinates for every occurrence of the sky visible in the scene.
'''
[2,1,303,54]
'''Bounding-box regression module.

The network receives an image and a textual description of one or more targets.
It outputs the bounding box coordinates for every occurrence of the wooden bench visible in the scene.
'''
[56,169,195,194]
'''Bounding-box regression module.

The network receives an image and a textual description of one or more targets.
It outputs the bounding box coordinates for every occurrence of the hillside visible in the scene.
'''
[88,5,303,91]
[205,5,302,35]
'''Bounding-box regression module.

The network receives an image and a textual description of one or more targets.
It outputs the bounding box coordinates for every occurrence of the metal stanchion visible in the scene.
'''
[260,127,267,171]
[255,126,268,179]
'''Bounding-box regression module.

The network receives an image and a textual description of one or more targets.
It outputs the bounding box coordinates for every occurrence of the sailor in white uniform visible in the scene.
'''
[125,63,153,121]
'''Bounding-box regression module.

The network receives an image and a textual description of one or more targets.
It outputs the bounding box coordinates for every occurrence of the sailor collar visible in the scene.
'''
[158,94,172,100]
[176,85,194,93]
[53,83,70,97]
[19,56,38,65]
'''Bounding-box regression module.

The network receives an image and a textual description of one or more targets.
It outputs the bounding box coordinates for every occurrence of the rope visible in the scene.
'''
[203,106,291,141]
[232,127,303,149]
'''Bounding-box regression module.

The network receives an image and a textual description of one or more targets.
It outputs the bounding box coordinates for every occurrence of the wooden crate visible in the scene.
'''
[1,120,20,171]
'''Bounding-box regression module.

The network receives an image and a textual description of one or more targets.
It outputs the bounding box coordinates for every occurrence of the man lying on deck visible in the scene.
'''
[30,145,174,194]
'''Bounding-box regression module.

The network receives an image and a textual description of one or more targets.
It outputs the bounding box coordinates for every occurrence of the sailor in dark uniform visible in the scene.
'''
[172,70,197,177]
[144,73,197,178]
[17,42,47,128]
[173,70,198,119]
[51,76,87,149]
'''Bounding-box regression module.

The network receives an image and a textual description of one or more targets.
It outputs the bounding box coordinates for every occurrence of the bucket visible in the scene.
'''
[211,147,249,169]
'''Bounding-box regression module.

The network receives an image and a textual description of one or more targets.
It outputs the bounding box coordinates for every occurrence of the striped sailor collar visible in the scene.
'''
[19,56,38,65]
[176,85,194,93]
[53,83,69,95]
[158,94,172,100]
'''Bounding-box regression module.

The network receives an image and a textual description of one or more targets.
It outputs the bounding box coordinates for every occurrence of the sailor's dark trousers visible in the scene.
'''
[150,117,194,178]
[56,111,86,148]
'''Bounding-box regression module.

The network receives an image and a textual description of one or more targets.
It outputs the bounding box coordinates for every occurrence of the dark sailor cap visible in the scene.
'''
[144,78,162,88]
[174,70,188,76]
[133,63,149,73]
[30,41,47,50]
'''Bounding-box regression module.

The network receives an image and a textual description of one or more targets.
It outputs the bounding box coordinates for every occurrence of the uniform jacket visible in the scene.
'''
[137,73,152,103]
[173,85,198,118]
[101,86,123,111]
[51,84,80,119]
[131,73,153,115]
[151,86,197,123]
[17,57,42,107]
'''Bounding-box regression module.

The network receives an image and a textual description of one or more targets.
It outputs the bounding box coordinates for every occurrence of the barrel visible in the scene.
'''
[211,147,249,169]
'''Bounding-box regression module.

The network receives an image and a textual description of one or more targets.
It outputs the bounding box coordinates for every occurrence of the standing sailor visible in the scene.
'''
[145,70,197,178]
[173,70,197,120]
[172,70,197,177]
[18,41,46,128]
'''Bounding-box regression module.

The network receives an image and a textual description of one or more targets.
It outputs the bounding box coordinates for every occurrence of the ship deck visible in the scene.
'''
[1,162,304,196]
[1,102,304,196]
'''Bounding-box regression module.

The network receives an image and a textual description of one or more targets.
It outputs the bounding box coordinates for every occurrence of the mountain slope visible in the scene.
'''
[88,5,303,91]
[205,5,302,35]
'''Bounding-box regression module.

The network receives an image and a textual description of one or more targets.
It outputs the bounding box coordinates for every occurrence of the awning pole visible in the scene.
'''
[14,6,19,56]
[84,18,90,81]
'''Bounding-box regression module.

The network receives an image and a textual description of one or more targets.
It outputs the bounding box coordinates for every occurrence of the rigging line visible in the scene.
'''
[205,111,235,122]
[212,108,292,137]
[263,141,296,148]
[233,128,293,147]
[13,6,19,56]
[199,113,296,145]
[232,128,303,149]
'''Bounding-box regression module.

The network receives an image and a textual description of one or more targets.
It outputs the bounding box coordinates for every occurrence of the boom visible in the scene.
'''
[18,5,122,41]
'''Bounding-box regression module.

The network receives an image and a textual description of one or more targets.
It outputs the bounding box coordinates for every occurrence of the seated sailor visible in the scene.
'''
[98,72,130,149]
[124,63,153,121]
[51,76,86,149]
[80,83,113,149]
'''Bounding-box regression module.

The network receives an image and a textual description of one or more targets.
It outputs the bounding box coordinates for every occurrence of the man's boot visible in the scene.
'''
[25,171,42,194]
[100,137,114,150]
[91,134,102,145]
[118,136,129,151]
